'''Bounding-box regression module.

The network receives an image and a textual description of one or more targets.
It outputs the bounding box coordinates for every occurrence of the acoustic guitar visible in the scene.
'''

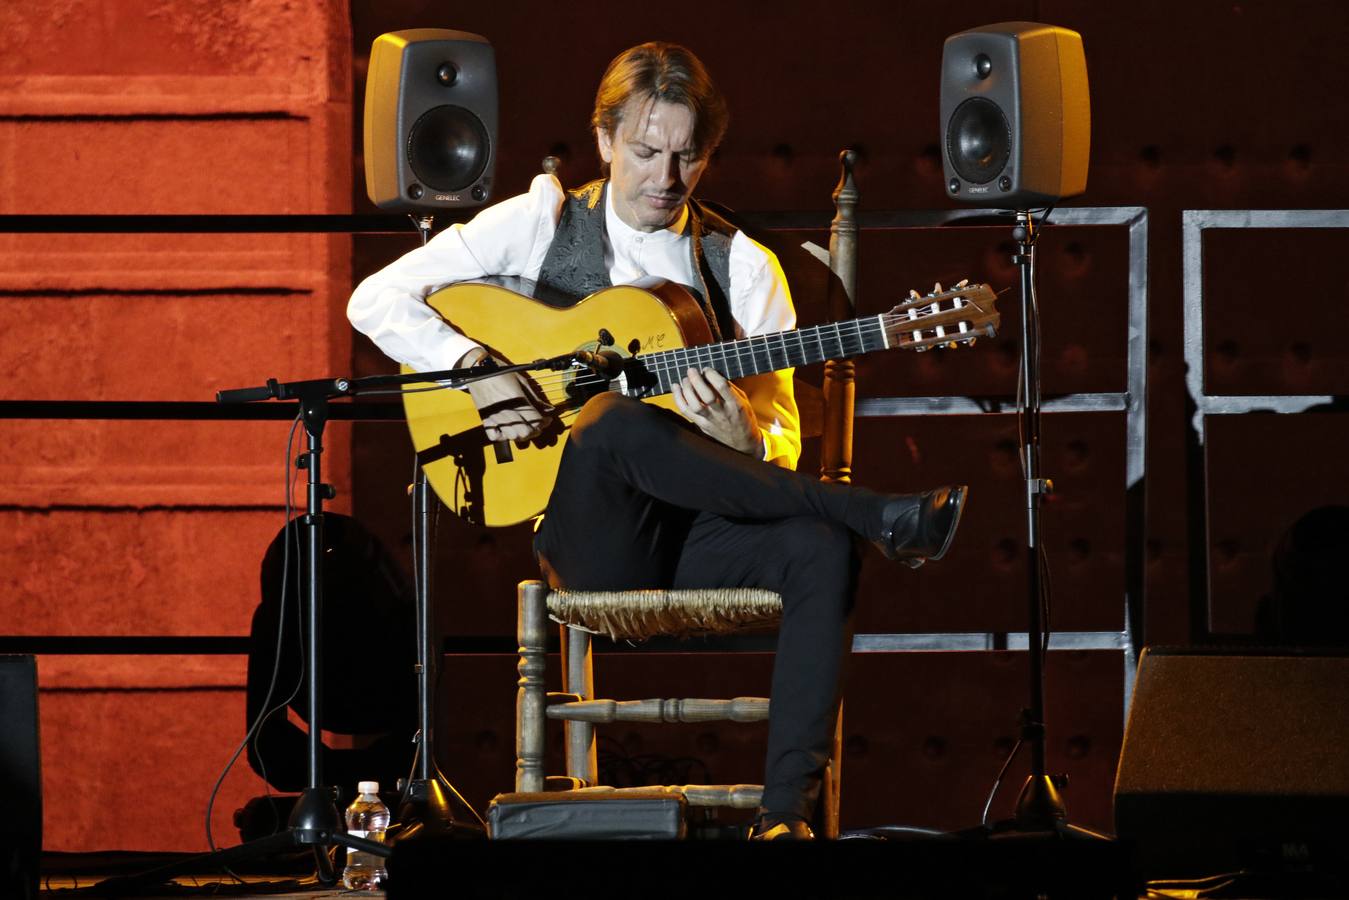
[401,277,999,526]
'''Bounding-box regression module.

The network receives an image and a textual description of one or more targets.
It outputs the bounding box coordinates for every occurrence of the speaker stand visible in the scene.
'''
[994,210,1106,841]
[960,210,1108,843]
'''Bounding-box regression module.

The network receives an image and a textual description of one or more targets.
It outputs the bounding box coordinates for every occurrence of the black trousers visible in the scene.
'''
[534,393,878,819]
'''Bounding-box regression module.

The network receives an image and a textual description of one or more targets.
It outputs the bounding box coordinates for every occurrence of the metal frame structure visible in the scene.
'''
[839,206,1149,719]
[1182,209,1349,639]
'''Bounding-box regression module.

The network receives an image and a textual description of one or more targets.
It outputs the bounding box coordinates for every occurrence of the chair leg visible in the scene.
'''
[561,625,598,786]
[516,580,548,792]
[822,699,844,839]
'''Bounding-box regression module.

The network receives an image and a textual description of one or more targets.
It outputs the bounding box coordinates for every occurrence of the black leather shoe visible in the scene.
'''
[748,814,814,841]
[875,485,967,569]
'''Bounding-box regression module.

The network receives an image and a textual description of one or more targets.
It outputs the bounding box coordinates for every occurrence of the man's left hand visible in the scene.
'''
[672,367,762,457]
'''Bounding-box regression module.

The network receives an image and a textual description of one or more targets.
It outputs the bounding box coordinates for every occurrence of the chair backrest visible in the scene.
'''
[820,149,859,486]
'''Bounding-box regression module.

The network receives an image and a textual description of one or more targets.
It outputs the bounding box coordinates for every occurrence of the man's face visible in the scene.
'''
[597,96,709,233]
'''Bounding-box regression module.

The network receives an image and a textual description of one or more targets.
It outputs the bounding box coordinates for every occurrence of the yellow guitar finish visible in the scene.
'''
[401,279,708,527]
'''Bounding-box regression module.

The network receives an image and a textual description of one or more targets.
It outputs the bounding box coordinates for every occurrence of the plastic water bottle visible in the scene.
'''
[342,781,390,890]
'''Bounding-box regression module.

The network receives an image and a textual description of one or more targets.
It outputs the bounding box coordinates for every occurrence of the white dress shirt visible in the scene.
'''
[347,174,802,468]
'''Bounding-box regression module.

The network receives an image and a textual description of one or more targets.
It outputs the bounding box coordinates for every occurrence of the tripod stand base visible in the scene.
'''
[287,785,341,835]
[960,777,1106,836]
[951,776,1112,842]
[397,776,486,840]
[977,819,1113,841]
[1014,773,1067,832]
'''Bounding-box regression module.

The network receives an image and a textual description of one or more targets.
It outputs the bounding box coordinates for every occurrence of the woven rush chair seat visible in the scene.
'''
[547,587,783,642]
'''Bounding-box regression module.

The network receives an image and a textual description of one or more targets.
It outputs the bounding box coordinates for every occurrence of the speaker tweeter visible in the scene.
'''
[364,29,498,210]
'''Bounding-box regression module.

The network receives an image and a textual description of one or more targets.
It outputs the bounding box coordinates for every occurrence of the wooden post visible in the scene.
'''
[561,625,598,786]
[515,580,549,792]
[822,149,859,486]
[822,699,844,839]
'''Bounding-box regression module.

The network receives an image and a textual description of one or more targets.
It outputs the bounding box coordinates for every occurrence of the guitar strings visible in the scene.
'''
[450,307,967,404]
[398,312,966,404]
[531,305,977,392]
[394,299,984,402]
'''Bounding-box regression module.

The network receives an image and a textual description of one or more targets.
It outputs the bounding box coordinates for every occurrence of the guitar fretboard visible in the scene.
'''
[632,315,891,397]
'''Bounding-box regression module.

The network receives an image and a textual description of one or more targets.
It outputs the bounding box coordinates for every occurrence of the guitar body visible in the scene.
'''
[402,279,712,527]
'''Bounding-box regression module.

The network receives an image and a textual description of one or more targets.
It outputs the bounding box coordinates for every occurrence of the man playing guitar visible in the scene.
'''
[348,41,966,840]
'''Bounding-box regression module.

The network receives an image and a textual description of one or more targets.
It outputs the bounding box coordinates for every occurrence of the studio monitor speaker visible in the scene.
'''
[0,655,40,900]
[364,29,497,210]
[940,22,1090,207]
[1114,647,1349,880]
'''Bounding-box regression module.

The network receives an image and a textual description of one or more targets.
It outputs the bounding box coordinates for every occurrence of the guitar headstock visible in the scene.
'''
[884,283,1000,351]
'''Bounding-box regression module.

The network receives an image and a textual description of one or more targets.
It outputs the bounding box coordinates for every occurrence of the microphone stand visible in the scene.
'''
[211,375,397,874]
[213,355,580,855]
[95,375,402,891]
[94,356,592,890]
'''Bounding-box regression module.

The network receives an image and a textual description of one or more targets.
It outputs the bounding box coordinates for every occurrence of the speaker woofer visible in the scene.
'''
[407,105,490,192]
[946,97,1012,185]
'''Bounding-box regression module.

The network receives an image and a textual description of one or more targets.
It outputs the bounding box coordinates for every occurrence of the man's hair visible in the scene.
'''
[592,42,729,159]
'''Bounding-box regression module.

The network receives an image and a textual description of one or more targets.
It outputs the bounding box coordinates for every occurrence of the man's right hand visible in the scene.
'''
[458,347,554,443]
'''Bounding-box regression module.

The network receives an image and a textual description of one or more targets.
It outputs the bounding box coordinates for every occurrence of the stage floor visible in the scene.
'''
[39,838,1347,899]
[39,838,1144,899]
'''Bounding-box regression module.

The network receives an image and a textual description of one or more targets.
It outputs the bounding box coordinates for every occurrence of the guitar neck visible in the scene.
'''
[633,316,889,396]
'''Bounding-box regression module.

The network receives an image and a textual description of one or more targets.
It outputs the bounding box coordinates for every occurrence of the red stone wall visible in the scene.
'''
[0,1,352,850]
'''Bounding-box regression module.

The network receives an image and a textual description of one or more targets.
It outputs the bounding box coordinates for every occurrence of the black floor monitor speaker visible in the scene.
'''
[0,655,41,900]
[364,29,497,210]
[940,22,1089,208]
[1115,647,1349,883]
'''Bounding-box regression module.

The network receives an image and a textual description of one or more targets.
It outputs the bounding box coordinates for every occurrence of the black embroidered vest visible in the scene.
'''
[537,179,737,341]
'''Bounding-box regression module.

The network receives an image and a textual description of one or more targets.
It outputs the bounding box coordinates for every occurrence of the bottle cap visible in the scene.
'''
[358,781,380,795]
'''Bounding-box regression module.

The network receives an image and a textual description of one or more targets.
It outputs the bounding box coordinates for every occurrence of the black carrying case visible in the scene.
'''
[488,791,686,840]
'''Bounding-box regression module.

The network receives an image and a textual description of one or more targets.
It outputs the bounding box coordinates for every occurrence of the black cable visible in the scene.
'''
[980,739,1024,827]
[1027,220,1052,667]
[243,446,307,842]
[202,413,304,860]
[243,425,309,835]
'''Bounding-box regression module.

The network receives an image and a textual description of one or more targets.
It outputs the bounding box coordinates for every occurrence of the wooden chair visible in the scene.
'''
[511,151,862,839]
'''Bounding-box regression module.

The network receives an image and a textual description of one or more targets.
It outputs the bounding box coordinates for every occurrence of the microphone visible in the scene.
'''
[573,349,626,379]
